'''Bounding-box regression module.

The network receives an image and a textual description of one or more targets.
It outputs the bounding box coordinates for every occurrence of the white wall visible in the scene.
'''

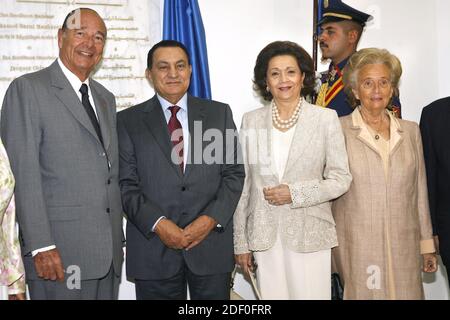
[343,0,440,123]
[199,0,450,300]
[198,0,313,129]
[200,0,450,127]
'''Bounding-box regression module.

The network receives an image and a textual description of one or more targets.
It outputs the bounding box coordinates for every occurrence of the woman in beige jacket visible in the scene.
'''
[233,41,352,300]
[333,48,437,300]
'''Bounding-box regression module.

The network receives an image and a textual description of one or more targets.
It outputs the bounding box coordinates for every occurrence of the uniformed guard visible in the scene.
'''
[315,0,402,118]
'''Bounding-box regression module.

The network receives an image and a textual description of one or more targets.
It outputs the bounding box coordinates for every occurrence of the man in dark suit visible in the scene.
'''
[118,40,245,300]
[420,96,450,286]
[1,8,124,299]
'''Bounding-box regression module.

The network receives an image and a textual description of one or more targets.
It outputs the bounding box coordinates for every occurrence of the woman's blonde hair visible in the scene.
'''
[343,48,402,108]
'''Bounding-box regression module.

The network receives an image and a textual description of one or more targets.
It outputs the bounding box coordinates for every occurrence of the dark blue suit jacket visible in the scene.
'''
[420,97,450,267]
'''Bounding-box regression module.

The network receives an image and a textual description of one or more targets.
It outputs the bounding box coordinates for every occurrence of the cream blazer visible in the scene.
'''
[233,102,352,254]
[332,110,434,299]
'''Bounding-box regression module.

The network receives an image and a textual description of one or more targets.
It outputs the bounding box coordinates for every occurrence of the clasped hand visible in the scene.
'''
[155,215,217,251]
[33,248,65,282]
[263,184,292,206]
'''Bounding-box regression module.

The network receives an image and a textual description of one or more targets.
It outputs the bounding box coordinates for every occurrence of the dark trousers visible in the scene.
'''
[28,264,120,300]
[441,254,450,288]
[135,264,231,300]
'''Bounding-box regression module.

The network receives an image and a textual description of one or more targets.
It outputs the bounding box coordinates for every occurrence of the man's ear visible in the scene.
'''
[57,29,64,49]
[348,29,359,45]
[145,68,154,86]
[145,68,152,81]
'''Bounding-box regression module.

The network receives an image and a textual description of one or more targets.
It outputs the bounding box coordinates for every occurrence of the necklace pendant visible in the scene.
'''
[375,134,380,140]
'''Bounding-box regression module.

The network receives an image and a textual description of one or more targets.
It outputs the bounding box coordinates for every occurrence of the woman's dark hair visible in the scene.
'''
[253,41,315,101]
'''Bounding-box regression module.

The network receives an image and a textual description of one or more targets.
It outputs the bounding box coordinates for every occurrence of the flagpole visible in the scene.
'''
[313,0,319,72]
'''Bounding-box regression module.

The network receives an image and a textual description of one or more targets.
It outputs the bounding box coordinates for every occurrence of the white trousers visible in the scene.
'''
[253,234,331,300]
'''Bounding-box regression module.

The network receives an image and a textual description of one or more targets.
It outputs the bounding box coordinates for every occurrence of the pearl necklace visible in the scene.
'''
[272,97,303,130]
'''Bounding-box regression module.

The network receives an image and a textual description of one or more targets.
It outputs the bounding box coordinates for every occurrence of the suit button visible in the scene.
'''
[106,208,110,213]
[215,226,224,233]
[181,187,186,191]
[107,179,111,185]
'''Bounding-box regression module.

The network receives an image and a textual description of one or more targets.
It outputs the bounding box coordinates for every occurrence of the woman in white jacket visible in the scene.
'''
[233,41,352,300]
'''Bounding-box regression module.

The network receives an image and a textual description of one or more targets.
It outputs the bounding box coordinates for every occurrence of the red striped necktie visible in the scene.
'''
[167,106,184,173]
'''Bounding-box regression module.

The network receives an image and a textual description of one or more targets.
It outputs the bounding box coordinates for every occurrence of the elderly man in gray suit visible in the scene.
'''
[118,40,245,300]
[1,8,123,299]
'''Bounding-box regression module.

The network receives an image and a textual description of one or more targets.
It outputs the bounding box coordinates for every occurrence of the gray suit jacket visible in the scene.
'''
[1,60,124,281]
[118,95,245,280]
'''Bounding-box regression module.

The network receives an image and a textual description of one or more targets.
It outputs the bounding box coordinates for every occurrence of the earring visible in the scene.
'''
[266,86,270,92]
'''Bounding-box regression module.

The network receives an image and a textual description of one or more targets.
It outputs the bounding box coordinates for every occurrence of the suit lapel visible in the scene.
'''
[350,108,383,157]
[388,116,404,156]
[143,96,183,179]
[281,102,318,181]
[50,61,102,145]
[261,106,279,183]
[184,95,205,179]
[350,109,405,158]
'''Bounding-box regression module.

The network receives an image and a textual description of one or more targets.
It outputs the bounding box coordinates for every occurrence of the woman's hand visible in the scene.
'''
[263,184,292,206]
[235,253,255,276]
[8,293,26,300]
[422,253,438,273]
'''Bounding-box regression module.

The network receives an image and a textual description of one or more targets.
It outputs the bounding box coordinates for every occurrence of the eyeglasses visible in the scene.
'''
[360,78,392,90]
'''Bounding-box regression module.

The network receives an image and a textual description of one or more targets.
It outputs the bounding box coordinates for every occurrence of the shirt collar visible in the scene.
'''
[57,58,90,94]
[337,57,349,71]
[352,106,400,131]
[352,107,402,153]
[157,93,188,113]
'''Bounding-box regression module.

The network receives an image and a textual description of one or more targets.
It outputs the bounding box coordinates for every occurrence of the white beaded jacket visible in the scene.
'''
[233,101,352,254]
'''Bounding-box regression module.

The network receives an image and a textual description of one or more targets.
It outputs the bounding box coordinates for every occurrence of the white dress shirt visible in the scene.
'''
[151,93,189,232]
[272,124,297,182]
[157,93,189,169]
[57,58,98,118]
[151,94,221,232]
